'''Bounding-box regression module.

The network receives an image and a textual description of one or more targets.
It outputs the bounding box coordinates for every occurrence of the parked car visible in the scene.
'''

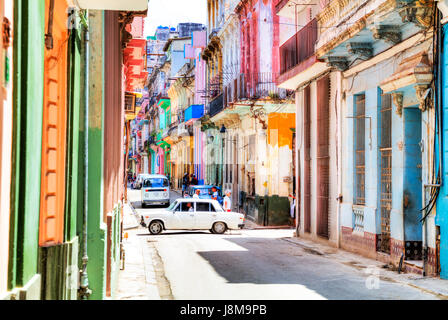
[134,173,151,189]
[141,174,170,207]
[188,185,223,205]
[140,198,245,235]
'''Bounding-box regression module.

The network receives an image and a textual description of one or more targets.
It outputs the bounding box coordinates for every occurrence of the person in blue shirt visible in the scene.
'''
[211,186,219,201]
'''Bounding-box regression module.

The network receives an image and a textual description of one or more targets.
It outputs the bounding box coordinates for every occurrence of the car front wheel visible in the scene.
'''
[212,222,227,234]
[148,221,163,235]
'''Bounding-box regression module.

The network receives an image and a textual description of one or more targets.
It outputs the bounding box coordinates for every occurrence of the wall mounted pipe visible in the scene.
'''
[79,12,91,299]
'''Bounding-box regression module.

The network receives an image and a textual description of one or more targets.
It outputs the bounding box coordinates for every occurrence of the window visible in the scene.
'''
[168,201,178,211]
[379,92,392,253]
[354,94,366,206]
[212,203,222,212]
[196,202,211,212]
[180,202,195,212]
[249,135,255,162]
[143,178,169,188]
[248,173,255,196]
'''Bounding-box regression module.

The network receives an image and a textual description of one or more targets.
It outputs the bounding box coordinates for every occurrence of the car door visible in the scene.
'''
[195,201,214,229]
[171,201,196,229]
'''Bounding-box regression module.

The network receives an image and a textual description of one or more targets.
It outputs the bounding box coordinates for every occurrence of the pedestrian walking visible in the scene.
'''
[190,174,198,185]
[289,194,296,227]
[182,173,190,193]
[223,190,232,212]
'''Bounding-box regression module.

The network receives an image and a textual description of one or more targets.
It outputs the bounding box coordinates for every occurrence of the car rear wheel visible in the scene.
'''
[212,222,227,234]
[148,221,163,235]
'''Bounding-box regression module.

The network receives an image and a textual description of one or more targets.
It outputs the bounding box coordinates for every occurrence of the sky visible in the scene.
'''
[144,0,207,37]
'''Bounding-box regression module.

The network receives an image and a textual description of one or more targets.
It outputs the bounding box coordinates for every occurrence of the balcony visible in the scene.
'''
[315,0,434,71]
[208,73,223,100]
[184,104,204,125]
[280,18,317,75]
[156,89,170,109]
[209,94,224,117]
[243,72,290,100]
[177,122,193,137]
[222,72,292,104]
[168,122,179,137]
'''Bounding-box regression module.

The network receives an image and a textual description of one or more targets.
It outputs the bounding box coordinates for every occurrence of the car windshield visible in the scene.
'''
[167,200,178,211]
[143,178,169,188]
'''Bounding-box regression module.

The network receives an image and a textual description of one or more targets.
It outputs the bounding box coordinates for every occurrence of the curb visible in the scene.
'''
[281,237,448,299]
[123,202,141,230]
[249,226,294,230]
[281,237,326,256]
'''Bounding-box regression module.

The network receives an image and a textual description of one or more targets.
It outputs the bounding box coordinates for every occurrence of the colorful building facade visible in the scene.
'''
[1,0,148,300]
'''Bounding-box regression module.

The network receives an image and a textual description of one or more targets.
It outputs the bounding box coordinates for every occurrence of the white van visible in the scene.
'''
[141,174,170,207]
[134,173,151,189]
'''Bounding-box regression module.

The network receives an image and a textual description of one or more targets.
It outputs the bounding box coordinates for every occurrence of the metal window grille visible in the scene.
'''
[354,94,366,206]
[379,93,392,253]
[316,76,330,239]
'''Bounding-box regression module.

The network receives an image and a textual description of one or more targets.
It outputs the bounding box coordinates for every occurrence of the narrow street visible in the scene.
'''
[3,0,448,303]
[118,189,444,300]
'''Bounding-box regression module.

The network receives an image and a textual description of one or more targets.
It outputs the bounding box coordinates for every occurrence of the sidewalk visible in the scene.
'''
[116,202,161,300]
[282,236,448,299]
[244,219,293,230]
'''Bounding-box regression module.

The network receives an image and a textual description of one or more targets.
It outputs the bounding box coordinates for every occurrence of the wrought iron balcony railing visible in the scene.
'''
[209,93,224,117]
[279,18,317,75]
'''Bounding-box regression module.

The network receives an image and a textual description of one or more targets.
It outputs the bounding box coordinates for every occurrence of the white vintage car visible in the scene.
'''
[140,198,245,235]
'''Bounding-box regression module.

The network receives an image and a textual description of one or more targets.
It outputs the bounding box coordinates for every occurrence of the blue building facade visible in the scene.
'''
[435,4,448,278]
[314,0,438,275]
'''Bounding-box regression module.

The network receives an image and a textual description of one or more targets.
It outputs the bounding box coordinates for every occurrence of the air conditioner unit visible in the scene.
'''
[74,0,148,11]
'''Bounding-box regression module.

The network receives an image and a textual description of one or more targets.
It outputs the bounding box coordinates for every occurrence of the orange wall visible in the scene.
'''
[39,0,69,246]
[268,113,295,148]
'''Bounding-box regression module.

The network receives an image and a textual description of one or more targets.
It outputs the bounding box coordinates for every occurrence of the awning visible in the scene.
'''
[74,0,148,11]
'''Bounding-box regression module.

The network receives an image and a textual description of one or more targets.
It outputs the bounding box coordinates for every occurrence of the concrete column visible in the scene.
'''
[340,93,354,229]
[363,88,379,235]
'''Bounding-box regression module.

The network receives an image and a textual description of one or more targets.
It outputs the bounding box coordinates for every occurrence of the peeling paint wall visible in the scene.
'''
[340,38,432,264]
[267,113,294,197]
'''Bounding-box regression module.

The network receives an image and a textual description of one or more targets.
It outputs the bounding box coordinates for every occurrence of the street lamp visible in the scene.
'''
[220,124,226,133]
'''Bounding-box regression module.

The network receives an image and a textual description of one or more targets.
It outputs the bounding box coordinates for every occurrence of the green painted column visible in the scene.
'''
[8,0,45,298]
[85,10,106,300]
